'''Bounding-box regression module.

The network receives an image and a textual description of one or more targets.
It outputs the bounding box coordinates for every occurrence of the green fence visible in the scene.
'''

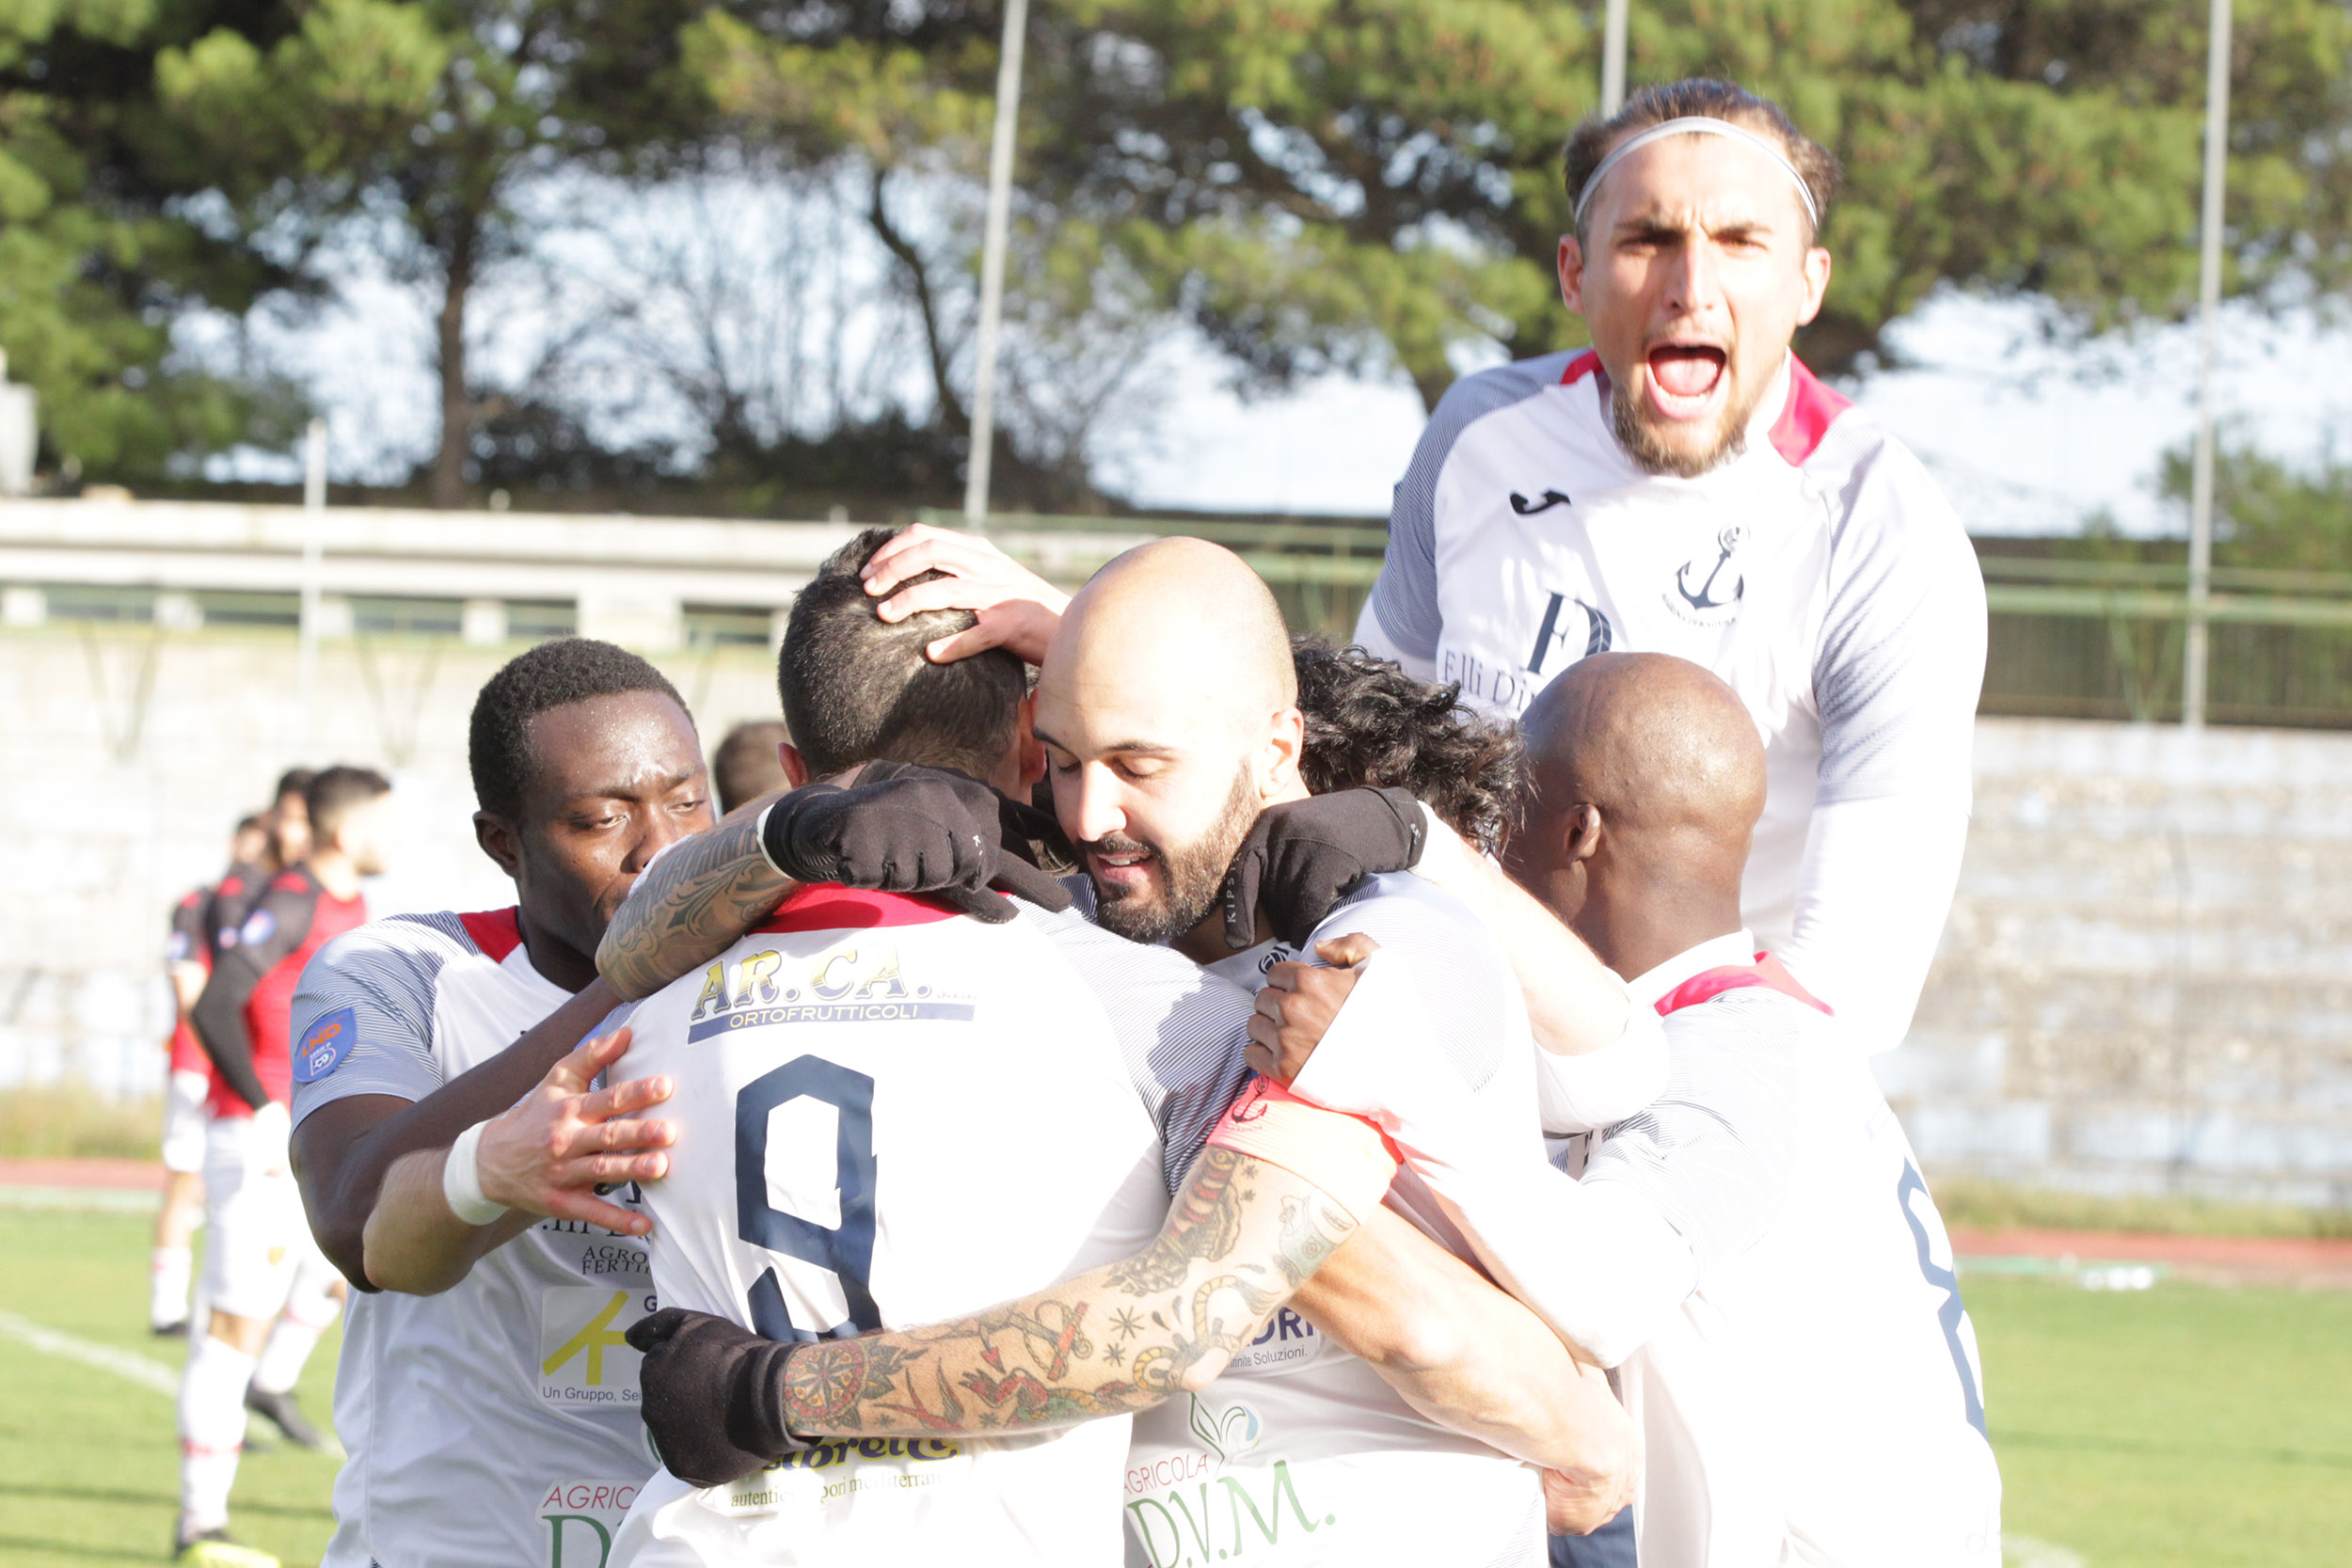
[1979,551,2352,727]
[958,514,2352,728]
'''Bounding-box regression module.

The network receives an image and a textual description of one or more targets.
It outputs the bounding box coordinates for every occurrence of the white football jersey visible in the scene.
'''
[1359,351,1987,1050]
[291,909,659,1568]
[611,885,1255,1568]
[1597,936,2003,1566]
[1112,873,1549,1568]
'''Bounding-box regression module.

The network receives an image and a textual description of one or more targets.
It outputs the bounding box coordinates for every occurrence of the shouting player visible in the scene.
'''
[178,768,391,1565]
[610,534,1637,1564]
[1253,653,2003,1566]
[1355,79,1986,1060]
[285,639,714,1567]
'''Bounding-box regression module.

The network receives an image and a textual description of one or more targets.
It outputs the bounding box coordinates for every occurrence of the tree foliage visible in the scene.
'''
[151,0,718,503]
[0,0,301,479]
[13,0,2352,495]
[689,0,2352,420]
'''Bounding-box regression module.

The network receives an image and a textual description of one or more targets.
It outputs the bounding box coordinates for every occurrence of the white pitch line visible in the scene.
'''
[0,1307,278,1447]
[2007,1536,2089,1568]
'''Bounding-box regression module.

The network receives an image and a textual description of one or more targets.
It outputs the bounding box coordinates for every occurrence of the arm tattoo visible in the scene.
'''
[768,1153,1359,1440]
[597,812,794,999]
[1274,1192,1353,1286]
[1106,1145,1247,1294]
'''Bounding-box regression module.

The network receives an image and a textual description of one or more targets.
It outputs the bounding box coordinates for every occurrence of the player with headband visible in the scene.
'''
[1355,78,1987,1068]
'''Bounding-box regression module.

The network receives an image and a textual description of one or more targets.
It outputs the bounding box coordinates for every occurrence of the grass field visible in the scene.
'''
[1,1208,2346,1567]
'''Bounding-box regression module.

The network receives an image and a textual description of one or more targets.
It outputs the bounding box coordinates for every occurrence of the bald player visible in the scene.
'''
[612,535,1642,1565]
[1254,652,2003,1567]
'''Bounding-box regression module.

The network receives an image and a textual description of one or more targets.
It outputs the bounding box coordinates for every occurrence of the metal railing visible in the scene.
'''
[1980,553,2352,726]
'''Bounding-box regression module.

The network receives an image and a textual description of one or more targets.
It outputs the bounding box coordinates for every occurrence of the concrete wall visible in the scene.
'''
[8,606,2350,1208]
[0,621,783,1098]
[1881,718,2352,1209]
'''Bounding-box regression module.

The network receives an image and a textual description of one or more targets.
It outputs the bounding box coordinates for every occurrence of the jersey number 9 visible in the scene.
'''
[735,1056,883,1340]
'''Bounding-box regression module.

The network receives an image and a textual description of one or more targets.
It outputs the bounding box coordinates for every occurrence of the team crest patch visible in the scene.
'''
[238,908,278,948]
[294,1006,358,1084]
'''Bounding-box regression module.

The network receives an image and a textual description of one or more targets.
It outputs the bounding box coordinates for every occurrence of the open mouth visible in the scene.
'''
[1087,843,1159,892]
[1644,342,1728,420]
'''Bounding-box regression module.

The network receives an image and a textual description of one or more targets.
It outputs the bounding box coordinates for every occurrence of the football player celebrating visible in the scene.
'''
[285,640,715,1568]
[1252,653,2004,1567]
[179,768,391,1565]
[1356,80,1986,1062]
[612,535,1639,1566]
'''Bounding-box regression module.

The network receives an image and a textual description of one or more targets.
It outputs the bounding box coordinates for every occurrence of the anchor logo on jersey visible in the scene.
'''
[1509,488,1573,515]
[1669,525,1747,624]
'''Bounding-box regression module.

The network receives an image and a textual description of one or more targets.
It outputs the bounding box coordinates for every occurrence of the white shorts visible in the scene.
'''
[161,1069,214,1174]
[201,1112,307,1320]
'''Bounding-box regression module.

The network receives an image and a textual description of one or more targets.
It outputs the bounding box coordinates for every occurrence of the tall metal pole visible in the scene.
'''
[2184,0,2233,729]
[1601,0,1629,115]
[298,417,326,752]
[962,0,1030,528]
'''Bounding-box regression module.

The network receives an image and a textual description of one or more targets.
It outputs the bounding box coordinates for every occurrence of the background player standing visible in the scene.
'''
[177,768,391,1567]
[1355,79,1987,1062]
[151,816,265,1338]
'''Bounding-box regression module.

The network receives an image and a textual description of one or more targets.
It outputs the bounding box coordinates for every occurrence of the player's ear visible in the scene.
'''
[1795,243,1832,325]
[1565,803,1604,864]
[1011,693,1046,792]
[1559,232,1587,314]
[473,811,522,879]
[778,743,810,790]
[1263,706,1306,798]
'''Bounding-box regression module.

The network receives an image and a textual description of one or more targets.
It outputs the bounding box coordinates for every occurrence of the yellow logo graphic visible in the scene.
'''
[543,1290,632,1386]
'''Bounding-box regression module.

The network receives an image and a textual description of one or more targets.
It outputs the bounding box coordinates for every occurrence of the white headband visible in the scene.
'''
[1573,115,1820,230]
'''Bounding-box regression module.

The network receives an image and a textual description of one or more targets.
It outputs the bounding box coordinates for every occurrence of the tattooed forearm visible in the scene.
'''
[1274,1191,1353,1286]
[597,807,795,999]
[1106,1144,1247,1295]
[769,1154,1359,1440]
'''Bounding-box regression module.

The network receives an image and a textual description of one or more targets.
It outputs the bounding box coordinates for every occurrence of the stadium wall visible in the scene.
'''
[4,499,2348,1207]
[1882,719,2352,1209]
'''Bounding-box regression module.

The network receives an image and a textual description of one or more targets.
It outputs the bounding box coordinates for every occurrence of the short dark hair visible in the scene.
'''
[1293,636,1525,855]
[233,814,264,835]
[1564,79,1838,242]
[778,529,1025,779]
[273,768,316,804]
[712,721,791,816]
[306,766,392,841]
[469,638,692,820]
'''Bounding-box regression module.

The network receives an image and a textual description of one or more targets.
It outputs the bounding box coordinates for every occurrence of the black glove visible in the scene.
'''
[758,765,1072,924]
[628,1307,810,1488]
[1221,786,1426,951]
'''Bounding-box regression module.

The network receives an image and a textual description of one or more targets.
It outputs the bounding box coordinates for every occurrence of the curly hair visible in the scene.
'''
[469,638,691,820]
[1293,636,1524,854]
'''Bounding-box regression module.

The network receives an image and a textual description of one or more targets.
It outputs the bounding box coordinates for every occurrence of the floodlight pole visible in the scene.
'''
[1601,0,1629,115]
[298,417,326,752]
[2184,0,2232,730]
[963,0,1030,530]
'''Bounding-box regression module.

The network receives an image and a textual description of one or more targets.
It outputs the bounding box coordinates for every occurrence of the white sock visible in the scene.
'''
[252,1254,342,1395]
[150,1245,194,1330]
[178,1333,256,1538]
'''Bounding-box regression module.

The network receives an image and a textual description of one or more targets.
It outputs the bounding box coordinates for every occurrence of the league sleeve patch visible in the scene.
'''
[294,1006,358,1085]
[239,908,278,948]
